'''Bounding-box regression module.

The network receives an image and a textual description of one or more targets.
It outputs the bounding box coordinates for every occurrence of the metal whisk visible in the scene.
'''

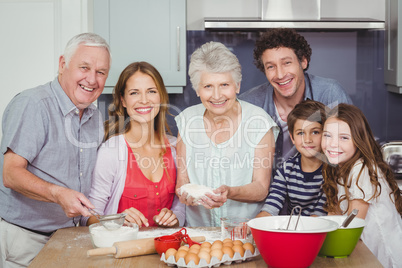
[285,205,302,230]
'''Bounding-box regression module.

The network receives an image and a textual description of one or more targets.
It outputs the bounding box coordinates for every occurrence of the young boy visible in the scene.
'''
[257,100,327,217]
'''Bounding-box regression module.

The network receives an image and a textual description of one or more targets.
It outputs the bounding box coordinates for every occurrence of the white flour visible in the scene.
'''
[90,225,138,248]
[179,184,220,202]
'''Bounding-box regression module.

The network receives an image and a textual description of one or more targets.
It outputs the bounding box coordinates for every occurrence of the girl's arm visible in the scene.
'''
[348,199,369,219]
[202,129,276,208]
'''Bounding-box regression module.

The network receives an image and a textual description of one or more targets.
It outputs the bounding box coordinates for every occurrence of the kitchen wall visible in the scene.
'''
[184,0,400,144]
[2,0,400,144]
[98,27,402,144]
[0,0,90,139]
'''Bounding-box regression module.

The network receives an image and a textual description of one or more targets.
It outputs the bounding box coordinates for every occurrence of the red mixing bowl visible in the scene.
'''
[247,216,338,268]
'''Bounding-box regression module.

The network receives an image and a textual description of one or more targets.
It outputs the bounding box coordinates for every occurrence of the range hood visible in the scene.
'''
[204,18,385,31]
[204,0,384,31]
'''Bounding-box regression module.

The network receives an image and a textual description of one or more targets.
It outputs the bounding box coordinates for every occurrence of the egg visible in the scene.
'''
[232,244,245,257]
[233,240,243,246]
[178,245,189,252]
[164,248,177,260]
[198,250,211,264]
[199,247,211,253]
[210,248,224,261]
[223,241,234,248]
[185,252,200,265]
[188,247,200,255]
[211,240,223,250]
[242,242,255,254]
[222,238,233,244]
[200,241,212,248]
[175,249,188,262]
[189,244,201,251]
[222,246,234,258]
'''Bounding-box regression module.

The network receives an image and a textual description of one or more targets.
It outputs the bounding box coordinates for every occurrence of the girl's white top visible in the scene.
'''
[338,159,402,268]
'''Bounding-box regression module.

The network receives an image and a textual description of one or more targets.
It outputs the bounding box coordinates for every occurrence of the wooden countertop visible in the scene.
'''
[29,226,383,268]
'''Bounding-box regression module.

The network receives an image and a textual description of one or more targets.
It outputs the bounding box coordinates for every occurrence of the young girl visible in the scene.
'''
[321,103,402,267]
[81,62,185,228]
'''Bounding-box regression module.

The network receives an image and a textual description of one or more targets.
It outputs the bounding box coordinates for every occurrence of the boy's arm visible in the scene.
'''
[259,166,288,216]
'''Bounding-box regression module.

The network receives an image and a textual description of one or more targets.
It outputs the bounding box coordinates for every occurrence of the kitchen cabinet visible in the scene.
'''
[93,0,186,94]
[384,0,402,93]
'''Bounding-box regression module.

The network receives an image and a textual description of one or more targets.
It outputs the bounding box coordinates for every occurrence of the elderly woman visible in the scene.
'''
[175,42,279,227]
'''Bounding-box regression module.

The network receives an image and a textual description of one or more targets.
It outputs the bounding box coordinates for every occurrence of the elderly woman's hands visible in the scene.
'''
[176,188,198,206]
[200,185,229,209]
[176,184,228,209]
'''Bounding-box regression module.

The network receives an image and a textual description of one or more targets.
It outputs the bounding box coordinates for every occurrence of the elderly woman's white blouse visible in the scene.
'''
[338,159,402,267]
[175,100,279,227]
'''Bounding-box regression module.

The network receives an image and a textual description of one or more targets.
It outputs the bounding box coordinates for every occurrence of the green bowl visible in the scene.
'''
[318,216,365,258]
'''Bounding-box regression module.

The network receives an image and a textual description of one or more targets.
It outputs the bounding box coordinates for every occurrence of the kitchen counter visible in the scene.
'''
[29,226,383,268]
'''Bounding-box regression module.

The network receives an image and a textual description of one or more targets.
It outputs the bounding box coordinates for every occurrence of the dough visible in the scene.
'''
[179,183,220,202]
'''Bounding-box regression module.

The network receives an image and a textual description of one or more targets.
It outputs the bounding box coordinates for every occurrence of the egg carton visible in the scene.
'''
[160,248,260,268]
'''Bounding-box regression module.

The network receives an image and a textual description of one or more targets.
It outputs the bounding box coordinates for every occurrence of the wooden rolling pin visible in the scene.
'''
[87,236,205,258]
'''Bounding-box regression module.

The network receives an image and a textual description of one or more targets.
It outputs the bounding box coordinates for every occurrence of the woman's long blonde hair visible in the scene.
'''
[322,104,402,216]
[104,62,171,153]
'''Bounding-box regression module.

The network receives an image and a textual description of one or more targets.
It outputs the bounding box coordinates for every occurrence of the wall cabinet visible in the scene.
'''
[93,0,186,94]
[384,0,402,94]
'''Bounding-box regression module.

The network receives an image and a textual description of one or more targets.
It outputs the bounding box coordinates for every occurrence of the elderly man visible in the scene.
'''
[0,32,111,267]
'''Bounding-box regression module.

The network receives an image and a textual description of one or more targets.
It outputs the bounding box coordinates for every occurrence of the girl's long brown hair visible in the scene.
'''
[104,62,171,153]
[322,104,402,216]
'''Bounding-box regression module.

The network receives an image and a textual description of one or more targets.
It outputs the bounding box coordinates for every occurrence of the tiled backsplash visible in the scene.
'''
[98,30,402,143]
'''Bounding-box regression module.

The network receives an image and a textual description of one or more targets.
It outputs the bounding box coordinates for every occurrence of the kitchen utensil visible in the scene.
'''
[284,205,302,230]
[319,216,366,258]
[220,217,253,242]
[154,238,181,256]
[98,213,127,230]
[154,228,201,255]
[87,208,126,231]
[87,235,206,258]
[340,209,358,228]
[247,216,338,268]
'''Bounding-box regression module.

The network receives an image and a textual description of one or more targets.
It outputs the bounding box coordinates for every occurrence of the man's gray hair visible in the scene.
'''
[63,32,111,67]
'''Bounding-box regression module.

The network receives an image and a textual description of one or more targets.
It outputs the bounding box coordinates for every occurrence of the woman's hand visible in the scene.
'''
[176,187,198,206]
[123,207,149,228]
[199,185,229,209]
[153,208,179,227]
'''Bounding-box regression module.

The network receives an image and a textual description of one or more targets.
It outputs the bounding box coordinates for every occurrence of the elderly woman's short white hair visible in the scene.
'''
[188,41,242,91]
